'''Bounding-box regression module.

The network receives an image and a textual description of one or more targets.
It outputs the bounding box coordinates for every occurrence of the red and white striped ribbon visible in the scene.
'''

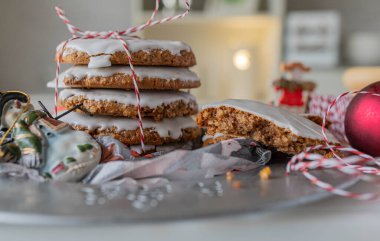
[287,91,380,200]
[309,94,352,144]
[54,0,191,150]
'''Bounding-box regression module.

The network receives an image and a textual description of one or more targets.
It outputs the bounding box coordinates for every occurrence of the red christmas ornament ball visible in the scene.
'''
[345,81,380,157]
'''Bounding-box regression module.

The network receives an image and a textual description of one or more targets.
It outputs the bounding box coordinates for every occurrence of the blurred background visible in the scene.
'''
[1,0,380,104]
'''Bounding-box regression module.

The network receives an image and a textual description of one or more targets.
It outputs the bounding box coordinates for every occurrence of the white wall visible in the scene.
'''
[0,0,133,93]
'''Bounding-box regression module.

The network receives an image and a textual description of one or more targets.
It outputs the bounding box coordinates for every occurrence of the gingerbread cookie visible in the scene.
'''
[57,39,196,68]
[61,112,201,145]
[197,99,339,155]
[59,89,198,121]
[48,66,200,90]
[202,133,234,147]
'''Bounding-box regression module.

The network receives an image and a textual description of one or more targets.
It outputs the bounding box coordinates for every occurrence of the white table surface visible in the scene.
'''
[0,93,378,241]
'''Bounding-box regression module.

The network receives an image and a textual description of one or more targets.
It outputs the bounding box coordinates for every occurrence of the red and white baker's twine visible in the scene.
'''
[54,0,191,150]
[287,91,380,200]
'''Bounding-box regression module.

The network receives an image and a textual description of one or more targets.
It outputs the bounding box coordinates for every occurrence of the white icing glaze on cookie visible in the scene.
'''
[88,55,112,68]
[59,89,197,109]
[58,39,192,57]
[60,112,197,139]
[47,79,65,88]
[202,99,338,142]
[202,132,225,142]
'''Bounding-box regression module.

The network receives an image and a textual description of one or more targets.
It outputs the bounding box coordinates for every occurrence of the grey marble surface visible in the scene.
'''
[0,182,379,241]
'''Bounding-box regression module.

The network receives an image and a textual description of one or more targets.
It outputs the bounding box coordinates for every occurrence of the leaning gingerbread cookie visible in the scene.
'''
[61,112,201,146]
[202,114,332,147]
[49,66,200,90]
[59,89,198,121]
[57,39,196,68]
[197,99,339,155]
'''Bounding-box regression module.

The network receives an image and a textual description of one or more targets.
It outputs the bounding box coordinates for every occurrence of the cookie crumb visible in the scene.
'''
[260,166,272,180]
[226,171,234,182]
[232,180,241,189]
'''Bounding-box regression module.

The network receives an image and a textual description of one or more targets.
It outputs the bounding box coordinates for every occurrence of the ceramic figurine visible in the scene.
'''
[0,91,101,182]
[0,91,33,163]
[273,62,316,114]
[0,91,33,131]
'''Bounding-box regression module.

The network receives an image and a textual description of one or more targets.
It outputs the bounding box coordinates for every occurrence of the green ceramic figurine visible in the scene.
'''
[0,91,101,182]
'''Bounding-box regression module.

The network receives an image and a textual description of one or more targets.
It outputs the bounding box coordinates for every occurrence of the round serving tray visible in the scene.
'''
[0,161,357,225]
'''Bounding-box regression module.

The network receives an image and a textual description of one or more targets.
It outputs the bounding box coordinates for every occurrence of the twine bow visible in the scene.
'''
[54,0,191,150]
[287,91,380,200]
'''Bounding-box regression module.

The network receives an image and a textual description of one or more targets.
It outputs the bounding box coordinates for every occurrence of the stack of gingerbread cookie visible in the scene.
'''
[48,38,202,150]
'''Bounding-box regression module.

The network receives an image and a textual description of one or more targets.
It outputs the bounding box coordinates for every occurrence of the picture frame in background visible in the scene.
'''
[205,0,259,16]
[142,0,206,12]
[285,11,341,68]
